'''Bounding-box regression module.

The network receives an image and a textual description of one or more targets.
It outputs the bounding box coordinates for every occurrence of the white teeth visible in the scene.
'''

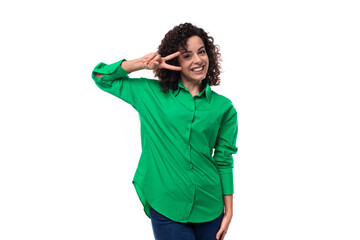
[192,66,204,72]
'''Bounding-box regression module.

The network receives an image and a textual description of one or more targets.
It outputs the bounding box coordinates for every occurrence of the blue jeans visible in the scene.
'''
[150,205,224,240]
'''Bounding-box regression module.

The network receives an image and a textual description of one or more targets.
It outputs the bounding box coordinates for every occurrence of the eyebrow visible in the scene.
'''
[181,46,205,54]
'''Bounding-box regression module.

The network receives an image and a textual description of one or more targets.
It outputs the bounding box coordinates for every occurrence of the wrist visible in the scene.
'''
[224,211,233,219]
[121,58,145,73]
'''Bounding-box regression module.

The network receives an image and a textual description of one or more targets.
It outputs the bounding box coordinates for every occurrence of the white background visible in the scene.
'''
[1,0,359,239]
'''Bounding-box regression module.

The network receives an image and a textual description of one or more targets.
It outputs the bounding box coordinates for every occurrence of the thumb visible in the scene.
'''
[216,230,222,240]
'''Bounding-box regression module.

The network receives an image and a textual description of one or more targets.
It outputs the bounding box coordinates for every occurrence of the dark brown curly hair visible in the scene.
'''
[154,22,222,93]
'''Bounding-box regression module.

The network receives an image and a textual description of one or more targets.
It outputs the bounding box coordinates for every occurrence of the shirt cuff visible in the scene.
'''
[93,59,129,78]
[219,168,234,195]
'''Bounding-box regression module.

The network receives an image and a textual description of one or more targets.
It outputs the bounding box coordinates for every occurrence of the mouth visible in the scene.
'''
[191,66,205,74]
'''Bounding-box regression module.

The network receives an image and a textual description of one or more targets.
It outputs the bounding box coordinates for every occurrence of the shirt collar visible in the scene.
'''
[172,78,212,103]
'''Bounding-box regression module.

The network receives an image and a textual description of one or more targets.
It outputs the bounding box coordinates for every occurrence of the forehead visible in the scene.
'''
[180,35,205,51]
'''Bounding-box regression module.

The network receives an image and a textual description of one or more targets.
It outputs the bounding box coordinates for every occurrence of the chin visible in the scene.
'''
[192,75,205,80]
[190,72,207,81]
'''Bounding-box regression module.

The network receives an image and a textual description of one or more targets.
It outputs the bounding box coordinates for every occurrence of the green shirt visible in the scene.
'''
[91,59,238,223]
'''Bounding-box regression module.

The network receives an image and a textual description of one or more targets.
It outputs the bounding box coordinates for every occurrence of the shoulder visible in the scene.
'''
[211,90,237,112]
[135,77,172,96]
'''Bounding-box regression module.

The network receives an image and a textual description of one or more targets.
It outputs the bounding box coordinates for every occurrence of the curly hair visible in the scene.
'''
[154,22,222,93]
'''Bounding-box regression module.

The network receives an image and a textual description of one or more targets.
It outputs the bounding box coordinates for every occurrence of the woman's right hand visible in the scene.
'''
[142,52,182,71]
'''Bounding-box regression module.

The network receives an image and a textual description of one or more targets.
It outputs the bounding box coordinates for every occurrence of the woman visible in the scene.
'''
[92,22,238,240]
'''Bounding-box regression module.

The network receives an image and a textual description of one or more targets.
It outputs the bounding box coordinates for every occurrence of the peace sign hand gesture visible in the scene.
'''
[142,51,182,71]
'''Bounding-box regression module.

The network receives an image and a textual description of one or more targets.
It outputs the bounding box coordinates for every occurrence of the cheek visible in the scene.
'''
[178,60,188,69]
[179,66,188,75]
[204,56,209,64]
[180,63,190,72]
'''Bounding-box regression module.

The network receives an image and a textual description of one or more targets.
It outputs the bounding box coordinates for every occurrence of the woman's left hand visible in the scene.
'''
[216,213,232,240]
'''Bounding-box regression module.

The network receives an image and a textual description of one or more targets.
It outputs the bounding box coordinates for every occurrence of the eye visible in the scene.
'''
[183,54,190,59]
[199,50,206,54]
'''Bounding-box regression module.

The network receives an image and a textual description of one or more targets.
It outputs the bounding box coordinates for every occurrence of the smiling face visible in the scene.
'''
[178,35,209,84]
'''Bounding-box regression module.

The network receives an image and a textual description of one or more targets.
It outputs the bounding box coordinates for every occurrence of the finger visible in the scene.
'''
[143,53,155,64]
[153,54,161,63]
[152,60,160,67]
[220,231,226,240]
[216,230,222,240]
[163,63,182,71]
[149,60,160,69]
[162,51,181,61]
[146,53,158,64]
[151,52,160,59]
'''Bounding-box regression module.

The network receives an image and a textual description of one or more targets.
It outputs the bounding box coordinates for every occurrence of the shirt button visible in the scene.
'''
[188,163,193,169]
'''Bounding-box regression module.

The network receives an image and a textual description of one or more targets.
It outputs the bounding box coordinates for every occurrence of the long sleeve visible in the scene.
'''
[91,59,146,110]
[213,104,239,195]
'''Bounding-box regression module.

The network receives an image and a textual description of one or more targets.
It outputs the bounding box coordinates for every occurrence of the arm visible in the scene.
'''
[91,52,182,109]
[91,59,144,109]
[216,194,234,240]
[94,58,145,79]
[213,104,239,195]
[223,194,233,217]
[93,51,181,81]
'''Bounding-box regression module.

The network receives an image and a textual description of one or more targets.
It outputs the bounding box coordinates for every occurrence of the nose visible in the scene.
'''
[193,54,201,63]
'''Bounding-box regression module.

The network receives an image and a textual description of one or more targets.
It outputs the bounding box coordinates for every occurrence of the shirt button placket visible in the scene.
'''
[188,163,193,169]
[185,100,197,221]
[185,145,192,169]
[187,105,195,170]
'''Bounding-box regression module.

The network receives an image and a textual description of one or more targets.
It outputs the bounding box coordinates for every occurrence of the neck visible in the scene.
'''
[181,78,203,96]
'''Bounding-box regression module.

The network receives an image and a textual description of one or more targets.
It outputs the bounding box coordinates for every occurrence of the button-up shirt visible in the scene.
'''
[91,59,238,223]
